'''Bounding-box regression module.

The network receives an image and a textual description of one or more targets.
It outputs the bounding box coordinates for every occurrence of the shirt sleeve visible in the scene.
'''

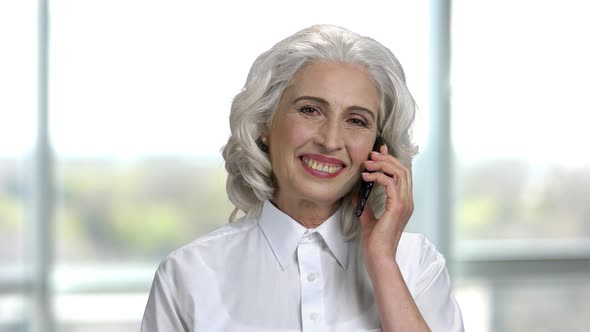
[141,264,191,332]
[413,237,465,332]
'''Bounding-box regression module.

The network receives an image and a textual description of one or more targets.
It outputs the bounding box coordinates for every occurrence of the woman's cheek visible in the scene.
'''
[289,121,319,145]
[349,139,373,165]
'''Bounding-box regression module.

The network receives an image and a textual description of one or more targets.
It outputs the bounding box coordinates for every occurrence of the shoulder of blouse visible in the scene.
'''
[154,215,260,277]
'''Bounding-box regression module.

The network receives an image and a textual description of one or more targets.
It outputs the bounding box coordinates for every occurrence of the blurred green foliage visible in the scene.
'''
[55,158,233,262]
[2,157,590,264]
[456,159,590,239]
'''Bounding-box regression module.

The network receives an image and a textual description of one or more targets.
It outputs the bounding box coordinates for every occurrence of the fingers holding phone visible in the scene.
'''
[357,142,414,258]
[363,145,413,214]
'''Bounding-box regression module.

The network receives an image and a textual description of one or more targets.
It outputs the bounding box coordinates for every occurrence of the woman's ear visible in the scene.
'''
[256,135,269,153]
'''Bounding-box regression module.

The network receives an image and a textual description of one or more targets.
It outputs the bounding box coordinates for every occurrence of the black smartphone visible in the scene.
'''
[354,136,384,217]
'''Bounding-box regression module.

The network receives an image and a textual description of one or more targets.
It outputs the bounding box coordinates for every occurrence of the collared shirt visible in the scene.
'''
[141,200,464,331]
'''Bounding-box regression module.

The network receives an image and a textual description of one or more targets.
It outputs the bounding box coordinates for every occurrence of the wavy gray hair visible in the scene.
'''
[221,24,418,237]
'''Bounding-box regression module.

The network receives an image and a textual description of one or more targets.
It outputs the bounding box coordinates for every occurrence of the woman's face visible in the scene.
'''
[267,61,380,210]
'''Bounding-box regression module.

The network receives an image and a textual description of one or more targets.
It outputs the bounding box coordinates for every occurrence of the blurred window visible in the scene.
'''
[0,295,28,332]
[453,0,590,242]
[452,1,590,331]
[0,0,36,277]
[0,3,37,331]
[1,1,430,331]
[6,1,588,331]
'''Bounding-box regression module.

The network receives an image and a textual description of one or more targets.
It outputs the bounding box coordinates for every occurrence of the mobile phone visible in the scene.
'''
[354,136,384,217]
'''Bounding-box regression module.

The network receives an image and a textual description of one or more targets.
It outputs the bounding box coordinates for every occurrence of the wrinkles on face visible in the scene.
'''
[267,61,380,227]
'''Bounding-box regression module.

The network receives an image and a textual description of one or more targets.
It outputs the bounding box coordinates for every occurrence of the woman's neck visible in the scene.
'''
[270,197,340,229]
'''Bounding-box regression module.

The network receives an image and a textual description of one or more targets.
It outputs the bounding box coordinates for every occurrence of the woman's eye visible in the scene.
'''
[348,117,369,127]
[298,106,319,115]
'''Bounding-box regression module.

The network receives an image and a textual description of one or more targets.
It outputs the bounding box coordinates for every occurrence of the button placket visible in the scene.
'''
[297,234,324,331]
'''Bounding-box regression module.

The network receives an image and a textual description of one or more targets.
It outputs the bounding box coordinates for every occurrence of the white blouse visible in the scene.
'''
[141,200,464,331]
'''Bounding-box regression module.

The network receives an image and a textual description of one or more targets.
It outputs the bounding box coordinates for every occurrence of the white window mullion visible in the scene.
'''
[29,0,55,331]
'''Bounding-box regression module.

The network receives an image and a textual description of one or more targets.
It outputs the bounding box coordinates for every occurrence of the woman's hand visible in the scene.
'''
[354,144,430,332]
[356,143,414,264]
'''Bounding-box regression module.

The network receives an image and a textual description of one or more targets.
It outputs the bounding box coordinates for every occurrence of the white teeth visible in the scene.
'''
[302,157,343,174]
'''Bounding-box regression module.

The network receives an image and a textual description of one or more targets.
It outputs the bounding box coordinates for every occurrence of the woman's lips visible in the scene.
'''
[300,154,345,178]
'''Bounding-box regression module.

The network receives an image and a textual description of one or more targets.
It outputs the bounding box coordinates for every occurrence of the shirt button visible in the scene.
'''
[307,273,318,282]
[309,312,319,321]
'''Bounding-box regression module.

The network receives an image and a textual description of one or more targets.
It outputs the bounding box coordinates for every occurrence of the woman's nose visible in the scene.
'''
[315,120,344,152]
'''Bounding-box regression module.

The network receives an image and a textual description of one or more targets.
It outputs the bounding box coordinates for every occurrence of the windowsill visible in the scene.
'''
[454,238,590,262]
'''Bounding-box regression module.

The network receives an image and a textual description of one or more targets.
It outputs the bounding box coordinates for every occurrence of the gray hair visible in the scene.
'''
[221,24,418,237]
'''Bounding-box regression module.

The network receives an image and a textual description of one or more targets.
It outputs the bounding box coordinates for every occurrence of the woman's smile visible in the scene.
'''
[300,154,346,177]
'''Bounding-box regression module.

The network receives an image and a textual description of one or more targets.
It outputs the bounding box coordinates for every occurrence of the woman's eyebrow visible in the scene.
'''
[292,95,376,120]
[293,95,329,106]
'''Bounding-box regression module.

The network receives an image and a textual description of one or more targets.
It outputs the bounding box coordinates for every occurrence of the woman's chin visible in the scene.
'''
[299,188,351,207]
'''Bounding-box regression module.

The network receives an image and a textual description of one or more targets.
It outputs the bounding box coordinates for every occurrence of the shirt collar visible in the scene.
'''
[258,200,349,271]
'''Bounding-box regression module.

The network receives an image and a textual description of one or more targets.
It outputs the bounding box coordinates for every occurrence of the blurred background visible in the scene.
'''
[1,0,589,331]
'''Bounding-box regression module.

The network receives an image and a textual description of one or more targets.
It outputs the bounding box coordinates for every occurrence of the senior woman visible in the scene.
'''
[142,25,464,331]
